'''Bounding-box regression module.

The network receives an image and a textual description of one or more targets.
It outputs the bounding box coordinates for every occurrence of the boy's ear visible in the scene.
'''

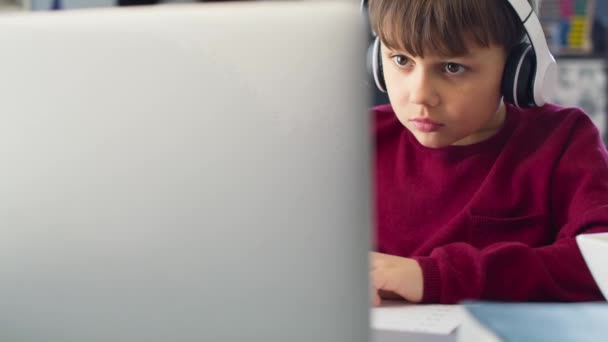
[370,38,386,93]
[504,0,557,107]
[501,43,536,108]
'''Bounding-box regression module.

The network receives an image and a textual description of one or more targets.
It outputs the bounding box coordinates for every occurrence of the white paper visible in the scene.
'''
[371,301,464,335]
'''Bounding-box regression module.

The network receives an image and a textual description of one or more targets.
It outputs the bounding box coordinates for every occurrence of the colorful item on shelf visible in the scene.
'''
[539,0,596,54]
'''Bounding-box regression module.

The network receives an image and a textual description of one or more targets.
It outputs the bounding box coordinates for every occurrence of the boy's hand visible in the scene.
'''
[370,252,423,306]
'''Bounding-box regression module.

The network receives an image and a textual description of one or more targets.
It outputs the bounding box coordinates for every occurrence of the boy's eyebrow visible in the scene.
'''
[385,48,476,60]
[441,52,473,59]
[433,49,477,59]
[382,43,475,60]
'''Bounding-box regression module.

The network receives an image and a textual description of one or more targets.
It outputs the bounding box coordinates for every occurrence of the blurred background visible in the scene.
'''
[0,0,606,141]
[538,0,607,142]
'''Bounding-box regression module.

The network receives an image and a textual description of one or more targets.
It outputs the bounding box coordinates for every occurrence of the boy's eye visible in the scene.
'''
[444,63,466,75]
[391,55,410,67]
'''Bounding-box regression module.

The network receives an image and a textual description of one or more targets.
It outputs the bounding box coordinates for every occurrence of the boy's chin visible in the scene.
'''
[412,134,450,149]
[418,141,448,149]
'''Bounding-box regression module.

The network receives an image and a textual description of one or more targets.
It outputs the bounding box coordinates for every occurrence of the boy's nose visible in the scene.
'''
[407,71,440,107]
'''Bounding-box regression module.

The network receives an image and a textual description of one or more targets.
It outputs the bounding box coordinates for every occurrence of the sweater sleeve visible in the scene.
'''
[413,113,608,304]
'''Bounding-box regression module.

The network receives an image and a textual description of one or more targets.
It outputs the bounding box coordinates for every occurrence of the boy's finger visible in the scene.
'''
[378,289,403,300]
[371,269,389,292]
[371,288,382,306]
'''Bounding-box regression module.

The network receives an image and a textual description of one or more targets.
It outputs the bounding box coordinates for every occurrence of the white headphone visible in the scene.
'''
[363,0,557,108]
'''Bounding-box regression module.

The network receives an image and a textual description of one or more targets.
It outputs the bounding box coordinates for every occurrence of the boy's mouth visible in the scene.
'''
[410,118,444,133]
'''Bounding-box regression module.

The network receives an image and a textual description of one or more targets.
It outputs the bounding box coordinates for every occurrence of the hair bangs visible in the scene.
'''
[369,0,525,58]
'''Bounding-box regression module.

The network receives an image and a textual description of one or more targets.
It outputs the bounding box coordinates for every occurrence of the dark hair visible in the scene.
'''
[368,0,531,57]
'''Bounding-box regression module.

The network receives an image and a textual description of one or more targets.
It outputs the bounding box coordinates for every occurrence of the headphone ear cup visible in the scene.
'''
[501,43,537,107]
[371,37,387,93]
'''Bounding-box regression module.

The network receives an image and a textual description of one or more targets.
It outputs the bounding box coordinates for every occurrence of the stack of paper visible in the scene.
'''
[371,301,464,335]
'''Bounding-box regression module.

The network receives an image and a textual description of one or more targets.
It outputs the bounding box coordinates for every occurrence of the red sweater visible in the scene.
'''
[374,103,608,304]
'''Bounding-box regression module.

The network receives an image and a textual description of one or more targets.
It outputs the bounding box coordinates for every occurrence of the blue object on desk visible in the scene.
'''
[461,301,608,342]
[51,0,62,10]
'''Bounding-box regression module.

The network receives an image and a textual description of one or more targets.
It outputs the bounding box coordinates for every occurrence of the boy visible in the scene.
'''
[368,0,608,305]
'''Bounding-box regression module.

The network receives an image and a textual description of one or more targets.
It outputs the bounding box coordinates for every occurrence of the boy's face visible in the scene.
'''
[381,37,508,148]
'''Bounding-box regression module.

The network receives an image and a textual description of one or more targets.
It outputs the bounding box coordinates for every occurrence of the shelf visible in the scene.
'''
[0,0,22,12]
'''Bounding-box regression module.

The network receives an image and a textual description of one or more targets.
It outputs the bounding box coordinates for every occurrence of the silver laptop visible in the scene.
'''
[0,2,370,341]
